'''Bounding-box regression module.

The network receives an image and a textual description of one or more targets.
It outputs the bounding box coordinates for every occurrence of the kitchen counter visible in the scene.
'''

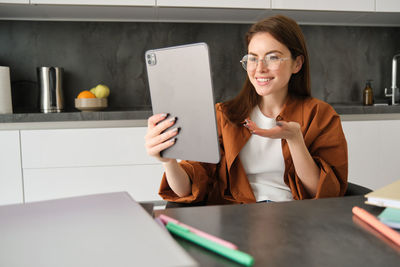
[1,104,400,130]
[332,104,400,115]
[0,109,152,124]
[0,110,151,130]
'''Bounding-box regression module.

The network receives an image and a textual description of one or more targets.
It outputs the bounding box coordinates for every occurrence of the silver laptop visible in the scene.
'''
[145,43,220,164]
[0,192,197,267]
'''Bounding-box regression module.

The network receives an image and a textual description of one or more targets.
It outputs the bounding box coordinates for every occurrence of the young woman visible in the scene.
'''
[145,15,348,204]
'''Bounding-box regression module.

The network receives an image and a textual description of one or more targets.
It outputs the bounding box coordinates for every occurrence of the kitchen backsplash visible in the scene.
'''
[0,20,399,112]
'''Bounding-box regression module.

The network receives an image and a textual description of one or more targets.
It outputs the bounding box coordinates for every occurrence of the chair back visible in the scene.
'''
[345,182,372,196]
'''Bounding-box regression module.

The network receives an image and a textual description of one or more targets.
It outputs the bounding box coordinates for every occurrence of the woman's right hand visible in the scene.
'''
[145,113,179,163]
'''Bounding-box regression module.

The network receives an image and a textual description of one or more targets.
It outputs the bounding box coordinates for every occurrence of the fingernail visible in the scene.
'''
[170,138,176,143]
[171,127,179,132]
[161,113,167,117]
[169,117,176,122]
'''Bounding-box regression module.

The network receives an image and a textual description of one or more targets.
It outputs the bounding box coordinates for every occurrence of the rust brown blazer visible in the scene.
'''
[159,96,348,204]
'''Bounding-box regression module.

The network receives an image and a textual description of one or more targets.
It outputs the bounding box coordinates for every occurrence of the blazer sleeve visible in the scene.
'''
[158,103,224,203]
[288,104,348,200]
[158,160,217,203]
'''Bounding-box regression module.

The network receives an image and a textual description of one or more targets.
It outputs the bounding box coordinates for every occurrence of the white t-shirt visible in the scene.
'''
[239,106,293,202]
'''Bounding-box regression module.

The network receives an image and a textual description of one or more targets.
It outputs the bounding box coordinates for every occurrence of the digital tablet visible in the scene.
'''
[145,43,220,164]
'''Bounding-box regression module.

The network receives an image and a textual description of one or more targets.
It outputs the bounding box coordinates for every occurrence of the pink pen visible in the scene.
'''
[158,214,238,250]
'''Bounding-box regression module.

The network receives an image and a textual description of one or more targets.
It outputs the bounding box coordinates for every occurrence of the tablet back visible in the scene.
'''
[145,43,220,163]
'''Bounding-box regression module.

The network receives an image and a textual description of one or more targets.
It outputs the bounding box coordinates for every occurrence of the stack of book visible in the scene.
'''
[352,180,400,247]
[365,179,400,229]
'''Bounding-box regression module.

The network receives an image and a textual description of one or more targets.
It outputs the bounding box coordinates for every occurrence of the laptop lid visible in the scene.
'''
[0,192,197,267]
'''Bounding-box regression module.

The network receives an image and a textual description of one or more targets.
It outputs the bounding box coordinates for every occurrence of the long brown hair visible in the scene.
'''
[222,15,311,125]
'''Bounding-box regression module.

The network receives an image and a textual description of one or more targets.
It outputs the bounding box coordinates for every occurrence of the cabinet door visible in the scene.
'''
[156,0,271,23]
[21,127,165,203]
[157,0,269,9]
[0,131,23,205]
[271,0,374,12]
[21,127,158,169]
[376,0,400,12]
[24,164,164,203]
[0,0,29,3]
[342,120,400,190]
[30,0,155,6]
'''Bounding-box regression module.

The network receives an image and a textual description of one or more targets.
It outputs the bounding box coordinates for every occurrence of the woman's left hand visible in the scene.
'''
[244,118,302,141]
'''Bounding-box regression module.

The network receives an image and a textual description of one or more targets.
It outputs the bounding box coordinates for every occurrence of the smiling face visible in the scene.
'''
[247,32,303,100]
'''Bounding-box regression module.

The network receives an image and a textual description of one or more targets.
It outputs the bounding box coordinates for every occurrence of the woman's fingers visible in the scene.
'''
[252,126,282,137]
[147,113,168,128]
[243,118,257,131]
[147,115,177,138]
[146,127,179,148]
[147,137,177,158]
[145,113,180,162]
[251,121,301,140]
[244,118,295,139]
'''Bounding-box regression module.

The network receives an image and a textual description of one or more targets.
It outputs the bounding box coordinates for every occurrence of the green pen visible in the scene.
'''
[166,222,254,266]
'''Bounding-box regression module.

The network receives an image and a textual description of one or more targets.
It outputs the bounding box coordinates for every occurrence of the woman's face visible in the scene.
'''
[246,32,302,98]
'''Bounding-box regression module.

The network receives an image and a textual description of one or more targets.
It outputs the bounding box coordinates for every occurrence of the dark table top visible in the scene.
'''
[155,196,400,267]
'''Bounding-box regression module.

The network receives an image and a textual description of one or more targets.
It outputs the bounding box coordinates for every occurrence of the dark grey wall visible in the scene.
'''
[0,21,399,113]
[303,26,400,104]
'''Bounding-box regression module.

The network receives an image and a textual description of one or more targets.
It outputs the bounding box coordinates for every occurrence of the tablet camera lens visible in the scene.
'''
[147,53,157,66]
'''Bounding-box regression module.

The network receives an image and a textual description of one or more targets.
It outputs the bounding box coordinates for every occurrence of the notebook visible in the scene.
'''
[378,207,400,229]
[145,43,220,164]
[0,192,198,267]
[365,179,400,209]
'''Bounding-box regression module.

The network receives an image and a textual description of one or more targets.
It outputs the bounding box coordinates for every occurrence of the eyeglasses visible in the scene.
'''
[240,54,289,71]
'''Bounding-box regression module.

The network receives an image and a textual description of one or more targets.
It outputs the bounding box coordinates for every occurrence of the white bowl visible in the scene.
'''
[75,98,107,111]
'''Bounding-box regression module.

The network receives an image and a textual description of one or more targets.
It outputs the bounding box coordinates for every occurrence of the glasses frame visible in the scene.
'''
[240,54,290,71]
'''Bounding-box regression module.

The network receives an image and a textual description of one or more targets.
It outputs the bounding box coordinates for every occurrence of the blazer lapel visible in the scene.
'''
[223,122,251,171]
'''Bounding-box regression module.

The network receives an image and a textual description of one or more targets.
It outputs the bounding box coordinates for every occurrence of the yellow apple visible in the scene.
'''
[92,84,110,98]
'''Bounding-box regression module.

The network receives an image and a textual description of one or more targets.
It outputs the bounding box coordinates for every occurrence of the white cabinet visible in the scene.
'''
[1,0,400,25]
[376,0,400,12]
[3,117,400,203]
[30,0,154,6]
[342,119,400,191]
[0,0,28,3]
[156,0,271,23]
[271,0,375,12]
[157,0,270,9]
[0,131,23,205]
[21,127,159,168]
[20,127,164,203]
[0,0,156,22]
[23,164,164,202]
[270,0,381,26]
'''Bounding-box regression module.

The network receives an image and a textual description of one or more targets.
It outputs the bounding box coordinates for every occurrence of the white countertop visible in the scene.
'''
[0,119,148,130]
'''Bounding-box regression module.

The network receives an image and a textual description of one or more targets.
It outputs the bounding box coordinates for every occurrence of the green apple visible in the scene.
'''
[92,84,110,98]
